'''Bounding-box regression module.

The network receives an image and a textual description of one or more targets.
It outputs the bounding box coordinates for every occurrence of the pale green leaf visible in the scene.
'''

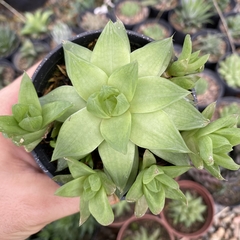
[64,48,108,101]
[97,171,116,195]
[79,196,91,226]
[130,76,189,113]
[143,185,165,214]
[52,174,73,184]
[164,187,187,203]
[89,174,101,192]
[215,128,240,146]
[204,162,224,180]
[91,20,130,76]
[155,173,179,189]
[134,195,149,217]
[40,86,86,122]
[143,165,163,184]
[42,101,72,127]
[89,187,114,226]
[12,127,47,147]
[52,108,103,160]
[100,111,131,153]
[198,136,213,166]
[98,140,137,194]
[141,150,157,170]
[163,99,209,130]
[18,115,42,132]
[130,110,190,152]
[126,171,144,202]
[214,153,240,170]
[24,138,44,152]
[19,73,41,111]
[201,102,216,119]
[63,41,92,61]
[150,149,190,166]
[108,61,138,102]
[55,177,85,197]
[159,165,192,178]
[67,158,95,178]
[130,37,173,77]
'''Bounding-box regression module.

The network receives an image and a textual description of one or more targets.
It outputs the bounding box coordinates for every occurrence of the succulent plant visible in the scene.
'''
[206,0,231,13]
[134,226,161,240]
[0,20,240,227]
[225,14,240,41]
[112,200,132,218]
[0,25,19,58]
[51,21,72,47]
[192,32,227,63]
[137,22,166,40]
[172,0,213,34]
[79,11,110,31]
[218,54,240,88]
[219,102,240,126]
[166,190,207,228]
[118,1,142,17]
[21,9,53,39]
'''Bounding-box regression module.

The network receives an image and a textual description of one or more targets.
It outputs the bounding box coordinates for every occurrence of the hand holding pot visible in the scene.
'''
[0,62,79,240]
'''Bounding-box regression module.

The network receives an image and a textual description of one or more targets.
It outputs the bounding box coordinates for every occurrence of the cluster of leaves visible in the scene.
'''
[118,1,142,17]
[0,25,19,58]
[218,54,240,88]
[21,9,53,38]
[173,0,213,33]
[134,227,161,240]
[219,102,240,127]
[192,33,226,62]
[166,190,207,228]
[226,14,240,40]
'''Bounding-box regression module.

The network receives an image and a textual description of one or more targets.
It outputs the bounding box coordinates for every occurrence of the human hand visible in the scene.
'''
[0,63,79,240]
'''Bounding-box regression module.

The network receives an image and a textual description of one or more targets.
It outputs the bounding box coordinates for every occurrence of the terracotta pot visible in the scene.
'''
[117,214,174,240]
[160,180,214,239]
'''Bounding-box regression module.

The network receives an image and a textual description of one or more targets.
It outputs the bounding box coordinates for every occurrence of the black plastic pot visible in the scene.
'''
[31,30,152,178]
[113,0,150,30]
[132,18,173,40]
[5,0,48,12]
[196,68,225,111]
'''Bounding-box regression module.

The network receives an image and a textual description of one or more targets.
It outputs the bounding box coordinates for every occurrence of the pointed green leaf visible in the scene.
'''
[97,171,116,195]
[130,110,190,152]
[55,177,85,197]
[204,162,224,180]
[164,187,187,203]
[19,73,41,110]
[130,37,173,77]
[196,115,238,137]
[126,171,144,202]
[100,111,131,153]
[79,196,91,226]
[143,165,163,184]
[98,140,137,194]
[156,173,179,189]
[40,86,86,122]
[12,127,47,147]
[52,108,103,160]
[202,102,216,119]
[63,41,92,61]
[143,185,165,215]
[130,76,189,113]
[64,49,108,101]
[198,136,214,166]
[89,187,114,226]
[214,153,240,170]
[18,115,42,132]
[215,128,240,146]
[141,150,157,170]
[91,20,130,76]
[66,158,95,178]
[41,101,72,127]
[159,165,192,178]
[0,115,29,136]
[89,174,101,192]
[134,195,149,217]
[163,99,209,130]
[108,61,138,102]
[52,174,73,184]
[150,149,190,166]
